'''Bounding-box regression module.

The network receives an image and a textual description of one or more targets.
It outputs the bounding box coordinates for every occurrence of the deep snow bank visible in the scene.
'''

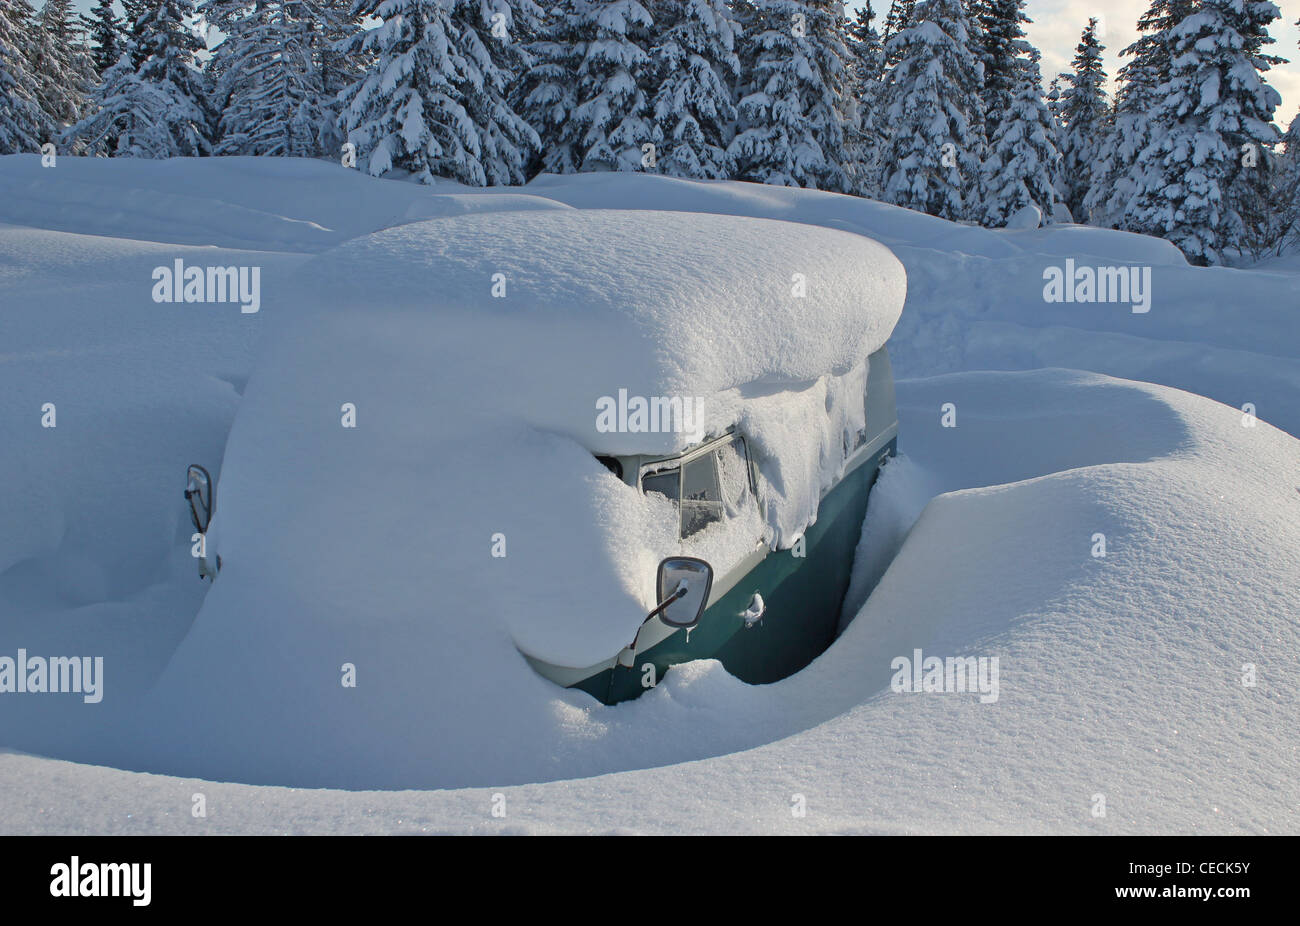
[2,158,1297,830]
[3,369,1297,830]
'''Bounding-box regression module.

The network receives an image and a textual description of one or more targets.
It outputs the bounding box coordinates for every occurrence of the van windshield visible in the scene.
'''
[641,435,756,540]
[642,468,680,508]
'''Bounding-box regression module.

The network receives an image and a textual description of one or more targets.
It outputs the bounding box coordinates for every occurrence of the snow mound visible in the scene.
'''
[0,154,566,250]
[1,159,1297,831]
[291,208,904,454]
[4,370,1297,833]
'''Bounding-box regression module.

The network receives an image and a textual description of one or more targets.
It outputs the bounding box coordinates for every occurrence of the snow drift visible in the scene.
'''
[1,157,1297,831]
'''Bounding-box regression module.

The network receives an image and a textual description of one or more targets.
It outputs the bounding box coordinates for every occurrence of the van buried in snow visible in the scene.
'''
[184,204,906,707]
[534,349,898,704]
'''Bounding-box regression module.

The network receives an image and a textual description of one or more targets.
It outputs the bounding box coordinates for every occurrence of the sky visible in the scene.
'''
[1020,0,1299,128]
[67,0,1300,128]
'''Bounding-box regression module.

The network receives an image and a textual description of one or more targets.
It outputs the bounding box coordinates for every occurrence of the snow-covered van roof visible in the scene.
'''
[292,208,905,455]
[201,207,905,676]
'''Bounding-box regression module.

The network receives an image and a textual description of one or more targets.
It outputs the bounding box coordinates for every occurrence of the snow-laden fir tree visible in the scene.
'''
[29,0,97,137]
[316,0,366,157]
[980,46,1062,226]
[848,1,884,82]
[843,2,883,195]
[728,0,853,191]
[644,0,741,180]
[210,0,361,157]
[1275,111,1300,251]
[120,0,151,69]
[1221,0,1287,257]
[880,0,914,67]
[519,0,656,175]
[342,0,543,185]
[972,0,1028,139]
[203,1,353,157]
[1126,0,1283,264]
[0,0,52,153]
[1054,18,1107,222]
[80,0,126,78]
[1045,72,1062,119]
[1088,0,1203,227]
[66,0,213,158]
[875,0,987,220]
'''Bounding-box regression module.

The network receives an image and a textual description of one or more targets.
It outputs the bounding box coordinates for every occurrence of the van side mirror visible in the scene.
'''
[185,464,214,534]
[650,556,713,629]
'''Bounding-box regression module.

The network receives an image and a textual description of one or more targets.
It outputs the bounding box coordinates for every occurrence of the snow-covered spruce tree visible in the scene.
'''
[80,0,127,78]
[972,0,1027,138]
[848,1,884,82]
[980,46,1062,226]
[1126,0,1283,264]
[203,1,328,157]
[29,0,97,136]
[316,0,367,157]
[342,1,543,185]
[120,0,152,69]
[1222,0,1287,258]
[1054,18,1108,222]
[65,0,213,158]
[843,2,883,195]
[644,0,741,180]
[519,0,656,175]
[1045,72,1062,117]
[728,0,853,191]
[0,0,51,153]
[880,0,914,67]
[1275,111,1300,251]
[205,0,364,159]
[875,0,987,221]
[1089,1,1205,228]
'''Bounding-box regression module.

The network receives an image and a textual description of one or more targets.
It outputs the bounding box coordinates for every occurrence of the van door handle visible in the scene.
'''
[740,593,765,627]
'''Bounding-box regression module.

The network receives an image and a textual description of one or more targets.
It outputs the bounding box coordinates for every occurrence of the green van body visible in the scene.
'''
[524,345,899,705]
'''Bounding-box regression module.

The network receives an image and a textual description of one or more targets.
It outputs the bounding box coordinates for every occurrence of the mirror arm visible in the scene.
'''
[643,583,687,624]
[622,582,689,664]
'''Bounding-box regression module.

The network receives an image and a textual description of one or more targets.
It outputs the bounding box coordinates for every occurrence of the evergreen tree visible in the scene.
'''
[1275,111,1300,251]
[1054,18,1107,221]
[203,1,348,158]
[880,0,913,66]
[518,0,655,175]
[1126,0,1283,264]
[121,0,152,68]
[1224,0,1287,257]
[980,45,1062,226]
[847,1,883,82]
[646,0,742,179]
[973,0,1028,138]
[80,0,127,78]
[342,0,543,185]
[1088,0,1197,227]
[728,0,853,191]
[66,0,213,157]
[876,0,986,220]
[0,0,51,153]
[843,1,883,194]
[29,0,97,135]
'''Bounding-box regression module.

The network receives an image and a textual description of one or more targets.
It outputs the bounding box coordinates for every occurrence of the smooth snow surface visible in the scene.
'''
[287,208,904,458]
[2,157,1297,833]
